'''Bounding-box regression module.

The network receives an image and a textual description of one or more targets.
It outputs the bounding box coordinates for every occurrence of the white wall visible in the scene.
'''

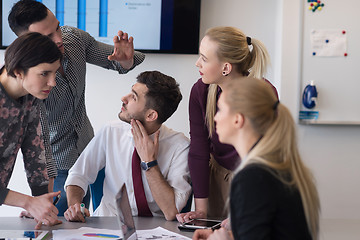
[1,0,360,220]
[280,0,360,220]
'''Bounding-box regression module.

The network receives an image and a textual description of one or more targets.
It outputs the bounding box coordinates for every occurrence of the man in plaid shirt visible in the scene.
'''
[8,0,145,215]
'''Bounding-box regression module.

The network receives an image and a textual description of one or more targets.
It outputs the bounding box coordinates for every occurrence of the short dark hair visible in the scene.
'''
[136,71,182,124]
[5,32,62,78]
[8,0,49,36]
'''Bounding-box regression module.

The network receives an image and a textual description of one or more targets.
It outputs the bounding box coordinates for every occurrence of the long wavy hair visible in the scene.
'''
[224,77,320,239]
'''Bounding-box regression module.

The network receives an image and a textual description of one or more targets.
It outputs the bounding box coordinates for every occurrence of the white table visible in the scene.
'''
[0,216,194,239]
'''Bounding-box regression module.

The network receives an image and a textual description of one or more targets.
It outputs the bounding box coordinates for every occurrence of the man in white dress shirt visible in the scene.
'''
[64,71,191,221]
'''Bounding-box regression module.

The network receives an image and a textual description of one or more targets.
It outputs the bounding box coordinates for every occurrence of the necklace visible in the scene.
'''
[248,135,263,153]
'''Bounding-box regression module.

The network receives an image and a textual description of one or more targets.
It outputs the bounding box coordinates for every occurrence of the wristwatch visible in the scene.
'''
[140,160,158,171]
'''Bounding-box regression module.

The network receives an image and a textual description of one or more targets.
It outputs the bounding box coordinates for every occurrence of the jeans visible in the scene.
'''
[53,169,90,216]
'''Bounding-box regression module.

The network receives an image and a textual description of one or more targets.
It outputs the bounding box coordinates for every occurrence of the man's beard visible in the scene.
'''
[118,109,146,125]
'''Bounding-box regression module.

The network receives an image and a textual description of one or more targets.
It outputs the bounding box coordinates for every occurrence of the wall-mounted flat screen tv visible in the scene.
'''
[1,0,201,54]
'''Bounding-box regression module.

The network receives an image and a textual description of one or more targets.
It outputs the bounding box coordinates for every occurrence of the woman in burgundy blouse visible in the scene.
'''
[177,26,277,222]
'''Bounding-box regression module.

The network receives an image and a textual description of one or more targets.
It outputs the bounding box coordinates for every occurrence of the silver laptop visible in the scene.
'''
[115,184,137,240]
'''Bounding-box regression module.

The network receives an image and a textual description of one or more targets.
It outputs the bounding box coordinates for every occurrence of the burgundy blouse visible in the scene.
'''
[188,78,278,198]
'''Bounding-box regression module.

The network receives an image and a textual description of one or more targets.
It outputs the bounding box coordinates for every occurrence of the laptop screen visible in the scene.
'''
[115,184,137,240]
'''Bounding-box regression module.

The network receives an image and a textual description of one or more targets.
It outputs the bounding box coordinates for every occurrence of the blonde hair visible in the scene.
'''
[223,77,320,240]
[204,26,271,136]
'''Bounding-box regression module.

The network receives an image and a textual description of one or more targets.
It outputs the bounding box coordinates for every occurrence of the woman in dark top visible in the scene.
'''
[177,26,276,222]
[0,32,62,228]
[193,77,320,240]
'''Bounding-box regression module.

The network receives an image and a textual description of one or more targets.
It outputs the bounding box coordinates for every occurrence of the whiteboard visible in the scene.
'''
[300,0,360,124]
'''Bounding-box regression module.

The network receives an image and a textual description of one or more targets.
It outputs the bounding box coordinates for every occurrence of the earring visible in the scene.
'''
[222,71,228,76]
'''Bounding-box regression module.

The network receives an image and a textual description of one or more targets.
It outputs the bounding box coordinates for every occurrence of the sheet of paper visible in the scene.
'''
[310,29,347,56]
[136,226,191,240]
[52,227,123,240]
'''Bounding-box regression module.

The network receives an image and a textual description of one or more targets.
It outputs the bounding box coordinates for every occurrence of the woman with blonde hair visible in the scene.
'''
[177,26,277,222]
[193,77,320,239]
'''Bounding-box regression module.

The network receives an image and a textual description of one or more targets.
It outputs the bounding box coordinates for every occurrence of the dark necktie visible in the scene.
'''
[131,148,153,217]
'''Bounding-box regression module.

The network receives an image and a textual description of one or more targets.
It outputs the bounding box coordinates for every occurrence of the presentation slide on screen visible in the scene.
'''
[2,0,162,50]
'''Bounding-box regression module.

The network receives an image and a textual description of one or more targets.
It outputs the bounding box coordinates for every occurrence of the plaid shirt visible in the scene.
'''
[42,26,145,171]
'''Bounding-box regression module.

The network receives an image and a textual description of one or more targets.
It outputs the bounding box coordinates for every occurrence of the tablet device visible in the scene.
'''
[178,219,222,231]
[0,230,49,239]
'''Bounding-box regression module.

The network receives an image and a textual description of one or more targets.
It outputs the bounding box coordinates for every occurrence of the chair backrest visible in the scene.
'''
[180,191,193,213]
[89,167,105,211]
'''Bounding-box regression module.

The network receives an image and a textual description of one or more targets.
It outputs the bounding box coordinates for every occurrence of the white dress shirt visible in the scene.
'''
[65,120,191,217]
